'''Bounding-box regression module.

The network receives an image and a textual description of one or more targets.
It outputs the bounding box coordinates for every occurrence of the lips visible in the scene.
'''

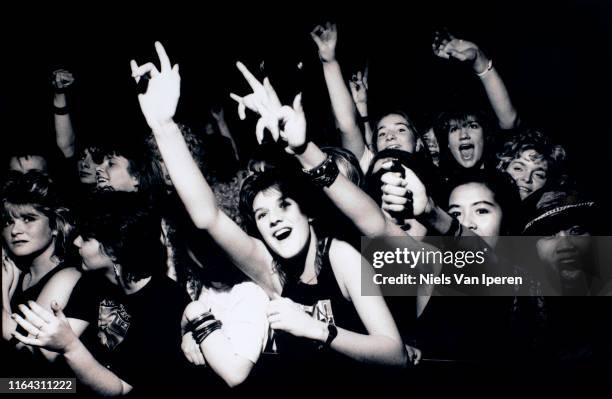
[385,144,402,150]
[11,240,28,246]
[96,175,109,186]
[458,143,474,160]
[273,227,292,241]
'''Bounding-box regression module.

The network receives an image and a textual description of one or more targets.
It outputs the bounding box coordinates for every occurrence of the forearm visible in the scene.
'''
[152,121,220,229]
[63,339,131,396]
[418,201,455,235]
[198,331,254,387]
[321,61,365,158]
[53,94,76,158]
[310,320,407,367]
[297,143,395,237]
[479,66,519,129]
[215,119,240,161]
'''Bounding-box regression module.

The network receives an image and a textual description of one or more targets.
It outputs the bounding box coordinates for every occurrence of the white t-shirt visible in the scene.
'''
[199,282,269,364]
[359,146,375,174]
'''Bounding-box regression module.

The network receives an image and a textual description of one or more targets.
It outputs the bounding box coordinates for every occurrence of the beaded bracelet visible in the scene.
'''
[302,155,340,188]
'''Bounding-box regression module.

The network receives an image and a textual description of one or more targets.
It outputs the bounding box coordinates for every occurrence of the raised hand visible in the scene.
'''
[310,22,337,63]
[51,69,75,92]
[130,42,181,131]
[11,301,79,353]
[210,106,225,122]
[230,62,304,153]
[349,70,368,106]
[266,294,324,340]
[432,31,490,74]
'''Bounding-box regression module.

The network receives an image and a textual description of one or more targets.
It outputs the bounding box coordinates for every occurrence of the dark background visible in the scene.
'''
[1,1,610,200]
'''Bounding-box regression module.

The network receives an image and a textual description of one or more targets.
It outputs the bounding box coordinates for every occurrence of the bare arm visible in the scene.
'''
[434,32,519,129]
[131,42,280,296]
[311,23,366,159]
[12,301,131,396]
[51,69,76,158]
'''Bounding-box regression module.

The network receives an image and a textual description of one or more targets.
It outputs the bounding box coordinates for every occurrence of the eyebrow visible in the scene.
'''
[377,122,410,132]
[471,201,496,207]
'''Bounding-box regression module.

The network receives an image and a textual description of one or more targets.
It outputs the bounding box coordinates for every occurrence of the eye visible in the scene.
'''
[378,131,387,138]
[398,128,407,133]
[568,226,587,236]
[475,208,490,215]
[279,200,291,209]
[469,123,480,130]
[2,219,13,228]
[255,211,267,221]
[22,216,35,223]
[449,211,461,218]
[533,172,547,180]
[449,126,460,134]
[512,165,523,172]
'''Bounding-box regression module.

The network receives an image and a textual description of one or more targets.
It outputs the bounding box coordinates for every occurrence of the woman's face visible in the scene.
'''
[448,182,502,248]
[422,128,440,166]
[505,149,548,200]
[252,187,311,260]
[447,116,484,169]
[96,155,139,192]
[536,225,592,284]
[77,149,98,185]
[2,204,55,258]
[376,114,417,153]
[73,235,114,272]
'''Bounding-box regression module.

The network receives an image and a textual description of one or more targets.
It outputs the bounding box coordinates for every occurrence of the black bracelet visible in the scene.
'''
[194,320,223,344]
[290,142,308,155]
[53,105,69,115]
[358,115,369,124]
[302,155,340,188]
[186,312,215,332]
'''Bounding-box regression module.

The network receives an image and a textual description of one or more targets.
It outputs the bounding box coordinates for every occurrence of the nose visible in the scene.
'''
[459,127,470,140]
[73,235,83,248]
[268,209,282,227]
[462,214,477,232]
[10,220,24,236]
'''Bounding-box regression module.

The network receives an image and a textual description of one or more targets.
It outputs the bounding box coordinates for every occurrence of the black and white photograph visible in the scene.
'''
[1,2,611,397]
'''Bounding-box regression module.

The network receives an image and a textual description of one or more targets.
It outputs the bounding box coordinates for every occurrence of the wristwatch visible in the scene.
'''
[322,323,338,349]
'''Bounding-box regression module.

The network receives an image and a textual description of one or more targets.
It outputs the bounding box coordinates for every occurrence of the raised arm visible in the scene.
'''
[349,68,374,150]
[51,69,76,158]
[230,61,403,238]
[12,301,131,396]
[211,106,240,161]
[433,31,519,129]
[130,43,279,296]
[311,23,366,159]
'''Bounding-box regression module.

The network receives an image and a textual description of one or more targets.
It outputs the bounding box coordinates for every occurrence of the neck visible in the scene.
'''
[299,226,319,284]
[28,241,59,281]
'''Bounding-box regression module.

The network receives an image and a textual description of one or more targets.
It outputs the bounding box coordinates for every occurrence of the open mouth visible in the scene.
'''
[458,143,474,160]
[385,144,402,150]
[96,175,109,185]
[273,227,292,241]
[518,186,532,194]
